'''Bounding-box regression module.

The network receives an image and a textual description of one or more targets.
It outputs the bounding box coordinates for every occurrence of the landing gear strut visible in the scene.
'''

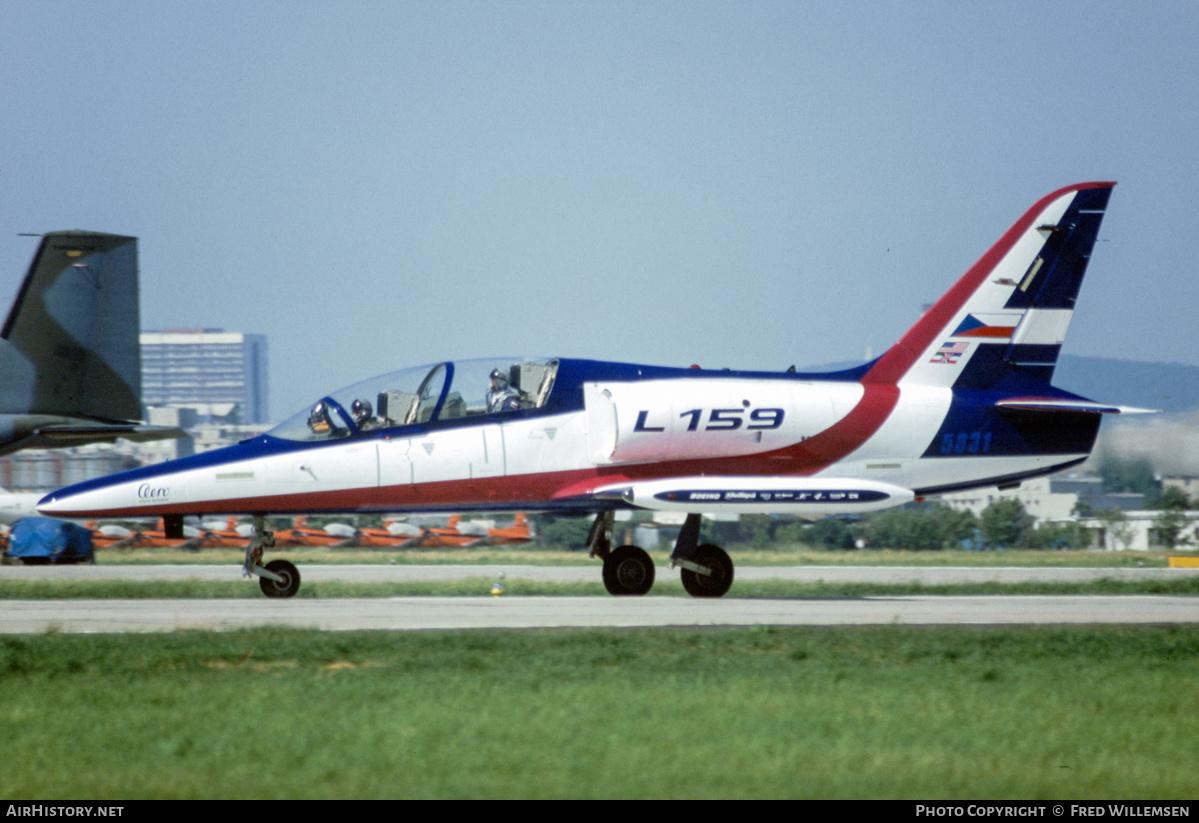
[587,511,733,598]
[244,515,301,598]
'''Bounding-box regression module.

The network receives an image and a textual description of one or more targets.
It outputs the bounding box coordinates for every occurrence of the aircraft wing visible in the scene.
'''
[0,423,187,456]
[34,423,188,442]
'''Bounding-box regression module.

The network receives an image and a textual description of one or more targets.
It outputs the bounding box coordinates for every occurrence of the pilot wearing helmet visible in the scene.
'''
[351,398,380,430]
[486,368,521,413]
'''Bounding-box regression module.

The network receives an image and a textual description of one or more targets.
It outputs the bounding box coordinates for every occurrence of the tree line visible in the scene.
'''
[534,484,1196,551]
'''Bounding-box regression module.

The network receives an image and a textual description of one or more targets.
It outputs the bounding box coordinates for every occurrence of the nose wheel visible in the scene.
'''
[259,559,301,598]
[244,515,301,598]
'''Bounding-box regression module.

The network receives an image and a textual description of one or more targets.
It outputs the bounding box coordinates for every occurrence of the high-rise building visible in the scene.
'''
[140,329,269,424]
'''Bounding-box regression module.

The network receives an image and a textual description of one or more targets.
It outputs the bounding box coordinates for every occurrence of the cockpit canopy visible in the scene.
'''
[267,358,560,442]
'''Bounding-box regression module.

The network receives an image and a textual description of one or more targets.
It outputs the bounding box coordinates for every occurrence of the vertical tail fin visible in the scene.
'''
[865,182,1115,389]
[0,231,142,419]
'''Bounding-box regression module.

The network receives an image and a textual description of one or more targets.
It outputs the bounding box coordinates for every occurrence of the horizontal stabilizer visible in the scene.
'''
[594,476,914,516]
[995,397,1159,415]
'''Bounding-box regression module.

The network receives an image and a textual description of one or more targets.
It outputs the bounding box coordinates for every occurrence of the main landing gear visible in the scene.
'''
[587,511,733,598]
[244,514,301,598]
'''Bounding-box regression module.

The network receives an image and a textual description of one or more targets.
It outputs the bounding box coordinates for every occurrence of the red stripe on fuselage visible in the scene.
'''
[863,182,1112,386]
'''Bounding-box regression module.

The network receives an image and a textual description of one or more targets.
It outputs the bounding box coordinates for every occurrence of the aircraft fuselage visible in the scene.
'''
[36,356,1098,521]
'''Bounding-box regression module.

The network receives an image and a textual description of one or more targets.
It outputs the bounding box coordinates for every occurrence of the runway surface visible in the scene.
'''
[2,564,1198,633]
[4,594,1199,634]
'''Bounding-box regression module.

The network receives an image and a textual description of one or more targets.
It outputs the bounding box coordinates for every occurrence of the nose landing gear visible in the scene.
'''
[244,515,301,598]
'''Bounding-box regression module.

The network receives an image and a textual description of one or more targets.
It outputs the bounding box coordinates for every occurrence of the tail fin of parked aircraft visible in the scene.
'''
[0,231,185,456]
[866,182,1115,390]
[0,231,144,420]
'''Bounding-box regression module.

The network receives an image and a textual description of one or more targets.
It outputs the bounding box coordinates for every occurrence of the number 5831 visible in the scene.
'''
[940,431,993,454]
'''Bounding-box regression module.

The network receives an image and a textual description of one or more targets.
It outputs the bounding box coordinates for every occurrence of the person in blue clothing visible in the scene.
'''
[486,368,521,413]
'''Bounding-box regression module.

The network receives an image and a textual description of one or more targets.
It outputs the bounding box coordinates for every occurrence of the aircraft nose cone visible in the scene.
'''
[37,487,98,517]
[36,492,66,515]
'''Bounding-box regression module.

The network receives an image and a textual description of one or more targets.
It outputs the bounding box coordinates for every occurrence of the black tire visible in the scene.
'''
[680,544,733,598]
[602,545,655,596]
[259,559,301,598]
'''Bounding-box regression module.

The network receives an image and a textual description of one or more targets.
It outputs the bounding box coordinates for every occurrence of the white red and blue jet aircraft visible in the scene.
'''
[38,182,1148,598]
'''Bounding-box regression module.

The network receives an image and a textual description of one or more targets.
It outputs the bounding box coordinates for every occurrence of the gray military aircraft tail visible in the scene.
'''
[0,231,183,456]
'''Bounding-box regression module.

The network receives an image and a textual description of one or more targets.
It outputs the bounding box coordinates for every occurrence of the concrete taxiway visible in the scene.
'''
[1,564,1197,633]
[2,594,1199,634]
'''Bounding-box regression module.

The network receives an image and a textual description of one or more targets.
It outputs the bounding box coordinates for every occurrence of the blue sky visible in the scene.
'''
[1,1,1196,421]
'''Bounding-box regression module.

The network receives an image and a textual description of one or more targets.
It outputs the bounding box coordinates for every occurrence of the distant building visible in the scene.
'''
[1163,477,1199,502]
[939,474,1145,521]
[1079,509,1199,551]
[0,446,139,493]
[140,329,269,424]
[936,473,1199,551]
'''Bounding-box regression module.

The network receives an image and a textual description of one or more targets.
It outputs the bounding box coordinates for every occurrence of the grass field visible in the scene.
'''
[4,547,1197,799]
[2,626,1198,799]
